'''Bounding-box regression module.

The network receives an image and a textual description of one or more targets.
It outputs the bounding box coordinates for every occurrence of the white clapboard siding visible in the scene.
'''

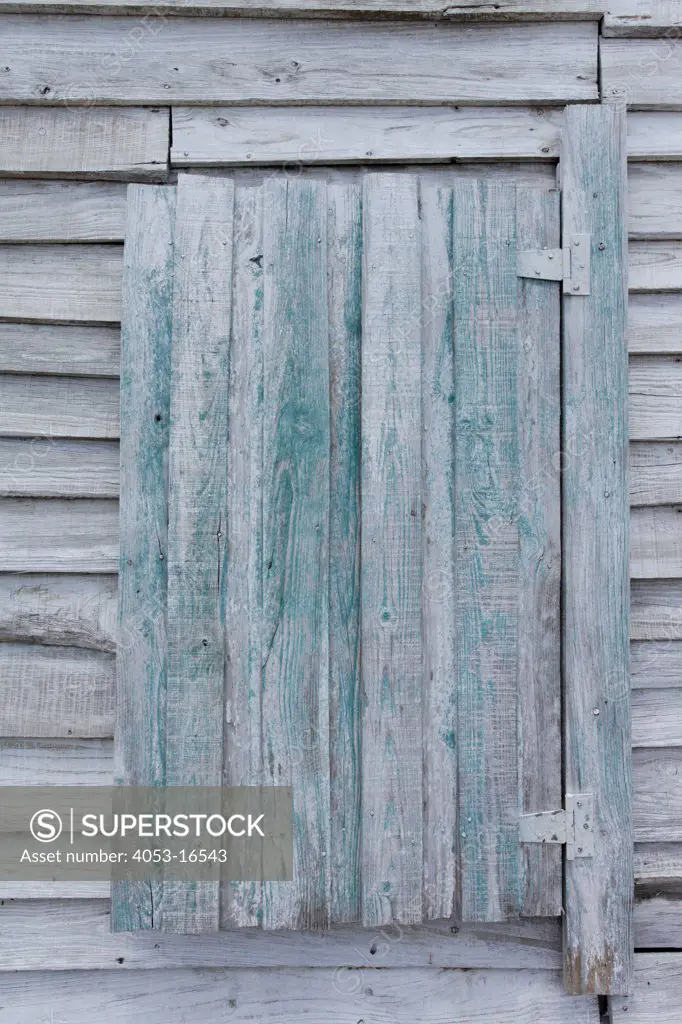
[0,106,168,180]
[0,375,120,439]
[631,442,682,505]
[0,439,119,497]
[0,181,127,242]
[630,357,682,440]
[631,641,682,686]
[0,901,563,971]
[0,18,598,105]
[629,164,682,239]
[0,642,115,737]
[0,323,120,376]
[0,967,599,1024]
[612,954,682,1023]
[633,689,682,747]
[629,294,682,354]
[0,0,609,14]
[0,245,122,322]
[0,572,118,651]
[0,737,113,784]
[171,106,565,165]
[0,498,119,572]
[634,748,682,841]
[631,581,682,640]
[631,506,682,578]
[630,243,682,292]
[605,0,682,36]
[628,113,682,161]
[602,39,682,109]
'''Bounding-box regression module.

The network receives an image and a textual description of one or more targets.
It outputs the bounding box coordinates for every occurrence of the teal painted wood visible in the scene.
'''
[515,186,562,917]
[328,182,363,925]
[420,182,457,921]
[561,106,632,995]
[163,175,234,933]
[112,183,175,932]
[361,173,423,928]
[453,181,522,922]
[261,178,331,931]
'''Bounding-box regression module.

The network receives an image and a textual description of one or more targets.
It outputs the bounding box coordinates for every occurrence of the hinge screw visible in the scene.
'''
[593,708,600,716]
[572,284,580,292]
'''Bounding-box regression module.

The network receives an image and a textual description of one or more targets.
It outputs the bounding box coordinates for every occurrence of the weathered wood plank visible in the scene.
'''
[261,178,330,931]
[0,498,118,572]
[0,737,113,785]
[0,438,119,497]
[605,1,682,36]
[629,164,682,240]
[633,688,682,747]
[630,442,682,505]
[635,842,682,884]
[634,901,682,951]
[631,581,682,640]
[628,294,682,354]
[612,954,682,1023]
[0,374,120,439]
[0,0,609,15]
[634,748,682,841]
[0,181,126,242]
[113,184,174,932]
[603,38,682,109]
[0,967,600,1024]
[0,323,120,376]
[0,245,122,323]
[628,112,682,161]
[630,357,682,440]
[172,106,564,166]
[0,642,115,737]
[561,105,632,995]
[631,506,682,578]
[630,243,682,292]
[631,640,682,685]
[0,17,598,105]
[0,105,168,180]
[164,175,232,933]
[453,181,522,923]
[0,572,118,651]
[0,900,564,970]
[361,173,422,928]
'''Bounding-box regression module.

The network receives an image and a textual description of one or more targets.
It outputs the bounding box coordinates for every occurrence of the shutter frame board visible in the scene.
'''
[561,105,633,996]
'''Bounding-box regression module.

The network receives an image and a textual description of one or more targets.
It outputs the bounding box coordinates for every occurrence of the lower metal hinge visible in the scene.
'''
[517,233,591,295]
[519,793,594,860]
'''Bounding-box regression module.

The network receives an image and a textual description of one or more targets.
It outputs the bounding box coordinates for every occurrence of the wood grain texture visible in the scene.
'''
[629,164,682,239]
[0,572,118,651]
[0,244,122,323]
[0,180,126,242]
[634,901,682,951]
[561,105,632,996]
[0,374,120,439]
[361,173,422,928]
[605,1,682,36]
[628,294,682,354]
[0,105,168,179]
[261,178,330,931]
[628,112,682,161]
[0,737,113,785]
[633,688,682,747]
[633,748,682,841]
[635,841,682,883]
[631,580,682,639]
[0,0,609,14]
[0,498,118,572]
[630,243,682,291]
[630,442,682,504]
[0,642,115,737]
[602,38,682,109]
[0,967,600,1024]
[0,17,598,105]
[630,356,682,440]
[0,438,119,497]
[631,640,682,685]
[164,175,233,933]
[172,106,564,166]
[612,954,682,1024]
[631,506,682,578]
[113,184,174,932]
[0,323,120,377]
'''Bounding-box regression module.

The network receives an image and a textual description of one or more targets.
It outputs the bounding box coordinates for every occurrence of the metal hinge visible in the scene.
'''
[517,233,591,295]
[519,793,595,860]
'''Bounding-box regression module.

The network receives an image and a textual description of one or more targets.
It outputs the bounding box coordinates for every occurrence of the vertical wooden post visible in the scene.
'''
[562,104,632,995]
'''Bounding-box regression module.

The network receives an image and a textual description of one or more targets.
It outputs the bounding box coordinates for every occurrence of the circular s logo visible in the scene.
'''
[30,809,63,843]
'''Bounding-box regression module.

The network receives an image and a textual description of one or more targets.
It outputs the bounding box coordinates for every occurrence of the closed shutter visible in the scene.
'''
[114,106,630,997]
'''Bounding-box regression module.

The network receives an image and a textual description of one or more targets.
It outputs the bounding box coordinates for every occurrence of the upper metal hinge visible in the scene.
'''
[519,792,594,860]
[517,233,591,295]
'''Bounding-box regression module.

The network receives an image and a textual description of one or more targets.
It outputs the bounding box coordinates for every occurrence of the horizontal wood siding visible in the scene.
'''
[0,0,609,14]
[0,245,122,322]
[0,181,127,241]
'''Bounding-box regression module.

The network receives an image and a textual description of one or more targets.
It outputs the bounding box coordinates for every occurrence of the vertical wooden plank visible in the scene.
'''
[515,186,562,917]
[328,182,363,924]
[420,182,457,921]
[221,184,265,929]
[361,173,423,928]
[112,183,174,932]
[261,178,331,931]
[453,181,521,923]
[163,174,234,934]
[561,105,632,995]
